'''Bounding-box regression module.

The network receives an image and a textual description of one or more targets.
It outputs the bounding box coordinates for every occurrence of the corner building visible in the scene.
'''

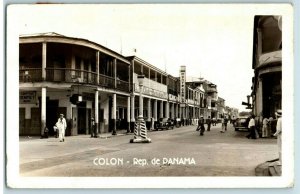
[251,16,282,118]
[19,33,131,136]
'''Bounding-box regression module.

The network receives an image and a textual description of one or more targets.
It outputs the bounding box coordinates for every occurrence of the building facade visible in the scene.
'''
[19,33,131,136]
[251,16,282,118]
[19,33,231,136]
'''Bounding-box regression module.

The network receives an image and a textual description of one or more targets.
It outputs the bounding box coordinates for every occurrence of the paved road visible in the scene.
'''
[19,123,278,176]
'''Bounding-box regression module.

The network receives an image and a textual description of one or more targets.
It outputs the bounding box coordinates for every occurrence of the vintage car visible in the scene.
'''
[234,116,250,131]
[155,118,174,130]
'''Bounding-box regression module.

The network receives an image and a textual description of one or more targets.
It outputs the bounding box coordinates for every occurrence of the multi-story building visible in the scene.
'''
[251,16,282,118]
[127,56,172,130]
[217,97,225,119]
[19,33,131,136]
[19,33,229,136]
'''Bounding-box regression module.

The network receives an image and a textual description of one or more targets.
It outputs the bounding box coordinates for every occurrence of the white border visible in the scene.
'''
[6,3,294,188]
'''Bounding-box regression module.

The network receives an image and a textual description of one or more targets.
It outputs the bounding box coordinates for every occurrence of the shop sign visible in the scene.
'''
[20,91,36,104]
[180,66,186,106]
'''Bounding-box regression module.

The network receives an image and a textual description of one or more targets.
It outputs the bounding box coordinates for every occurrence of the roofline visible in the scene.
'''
[19,33,130,65]
[126,56,169,76]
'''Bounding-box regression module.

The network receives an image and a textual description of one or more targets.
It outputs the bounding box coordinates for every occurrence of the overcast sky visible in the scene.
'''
[12,4,281,111]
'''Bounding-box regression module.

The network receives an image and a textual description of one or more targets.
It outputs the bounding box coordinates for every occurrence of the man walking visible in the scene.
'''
[56,113,67,142]
[273,109,282,164]
[246,115,256,139]
[207,116,211,131]
[198,116,205,136]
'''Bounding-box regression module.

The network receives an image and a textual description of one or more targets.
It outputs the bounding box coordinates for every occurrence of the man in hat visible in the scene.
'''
[273,109,282,164]
[198,115,205,136]
[207,116,211,131]
[56,113,67,142]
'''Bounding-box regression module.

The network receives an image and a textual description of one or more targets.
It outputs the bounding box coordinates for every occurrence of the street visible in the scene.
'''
[19,123,278,176]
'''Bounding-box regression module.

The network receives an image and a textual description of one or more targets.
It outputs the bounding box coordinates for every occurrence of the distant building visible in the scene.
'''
[217,97,225,119]
[251,16,282,118]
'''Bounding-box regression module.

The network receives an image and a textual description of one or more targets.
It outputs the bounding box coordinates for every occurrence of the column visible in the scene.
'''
[41,87,46,137]
[139,91,143,118]
[95,90,99,136]
[257,77,263,116]
[42,42,47,81]
[127,96,130,133]
[193,107,195,118]
[154,99,158,121]
[160,101,164,118]
[147,98,151,122]
[179,105,182,118]
[112,93,117,135]
[165,101,169,118]
[147,98,152,130]
[171,103,175,119]
[130,94,135,132]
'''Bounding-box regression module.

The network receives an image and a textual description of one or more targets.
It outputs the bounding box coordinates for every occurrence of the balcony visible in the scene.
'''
[20,68,130,92]
[19,68,42,82]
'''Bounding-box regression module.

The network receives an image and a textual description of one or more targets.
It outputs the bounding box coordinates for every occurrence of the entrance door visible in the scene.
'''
[31,108,41,135]
[77,101,87,134]
[19,108,25,135]
[46,99,59,136]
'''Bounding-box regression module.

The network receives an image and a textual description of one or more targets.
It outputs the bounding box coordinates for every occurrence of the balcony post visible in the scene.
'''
[114,58,117,89]
[42,42,47,81]
[96,51,100,85]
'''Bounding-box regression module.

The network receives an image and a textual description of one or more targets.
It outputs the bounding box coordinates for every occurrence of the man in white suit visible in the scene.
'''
[56,114,67,142]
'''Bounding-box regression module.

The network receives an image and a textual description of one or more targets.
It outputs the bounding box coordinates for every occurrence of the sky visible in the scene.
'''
[12,4,263,111]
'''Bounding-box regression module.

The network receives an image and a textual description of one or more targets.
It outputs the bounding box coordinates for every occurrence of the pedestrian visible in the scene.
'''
[197,116,205,136]
[223,116,228,131]
[273,109,282,164]
[56,113,67,142]
[246,114,256,139]
[212,117,216,126]
[220,117,225,133]
[262,117,269,138]
[207,116,211,131]
[90,117,96,138]
[269,116,275,134]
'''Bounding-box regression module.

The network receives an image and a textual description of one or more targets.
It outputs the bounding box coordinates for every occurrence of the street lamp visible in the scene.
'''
[130,74,151,143]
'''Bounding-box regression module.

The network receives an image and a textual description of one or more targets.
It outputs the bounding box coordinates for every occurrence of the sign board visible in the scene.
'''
[179,66,186,105]
[19,91,36,104]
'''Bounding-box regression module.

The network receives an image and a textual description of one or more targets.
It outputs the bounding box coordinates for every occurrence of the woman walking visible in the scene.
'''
[262,117,269,137]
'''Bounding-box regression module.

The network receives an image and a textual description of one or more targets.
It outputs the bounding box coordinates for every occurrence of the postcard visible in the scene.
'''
[6,3,294,188]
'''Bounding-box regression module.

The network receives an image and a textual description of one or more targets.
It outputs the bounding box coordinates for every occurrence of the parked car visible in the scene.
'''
[155,118,174,130]
[234,116,250,131]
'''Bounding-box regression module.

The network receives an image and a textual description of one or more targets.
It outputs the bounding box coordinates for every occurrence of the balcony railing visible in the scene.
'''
[19,68,42,82]
[20,68,130,92]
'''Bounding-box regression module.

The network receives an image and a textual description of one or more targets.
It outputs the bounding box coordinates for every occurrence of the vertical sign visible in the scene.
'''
[180,66,186,107]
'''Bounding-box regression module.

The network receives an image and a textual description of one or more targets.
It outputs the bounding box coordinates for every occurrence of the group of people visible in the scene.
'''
[246,110,282,141]
[196,115,230,136]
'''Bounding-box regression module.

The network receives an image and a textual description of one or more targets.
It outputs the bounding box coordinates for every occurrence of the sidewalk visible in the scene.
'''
[20,129,131,141]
